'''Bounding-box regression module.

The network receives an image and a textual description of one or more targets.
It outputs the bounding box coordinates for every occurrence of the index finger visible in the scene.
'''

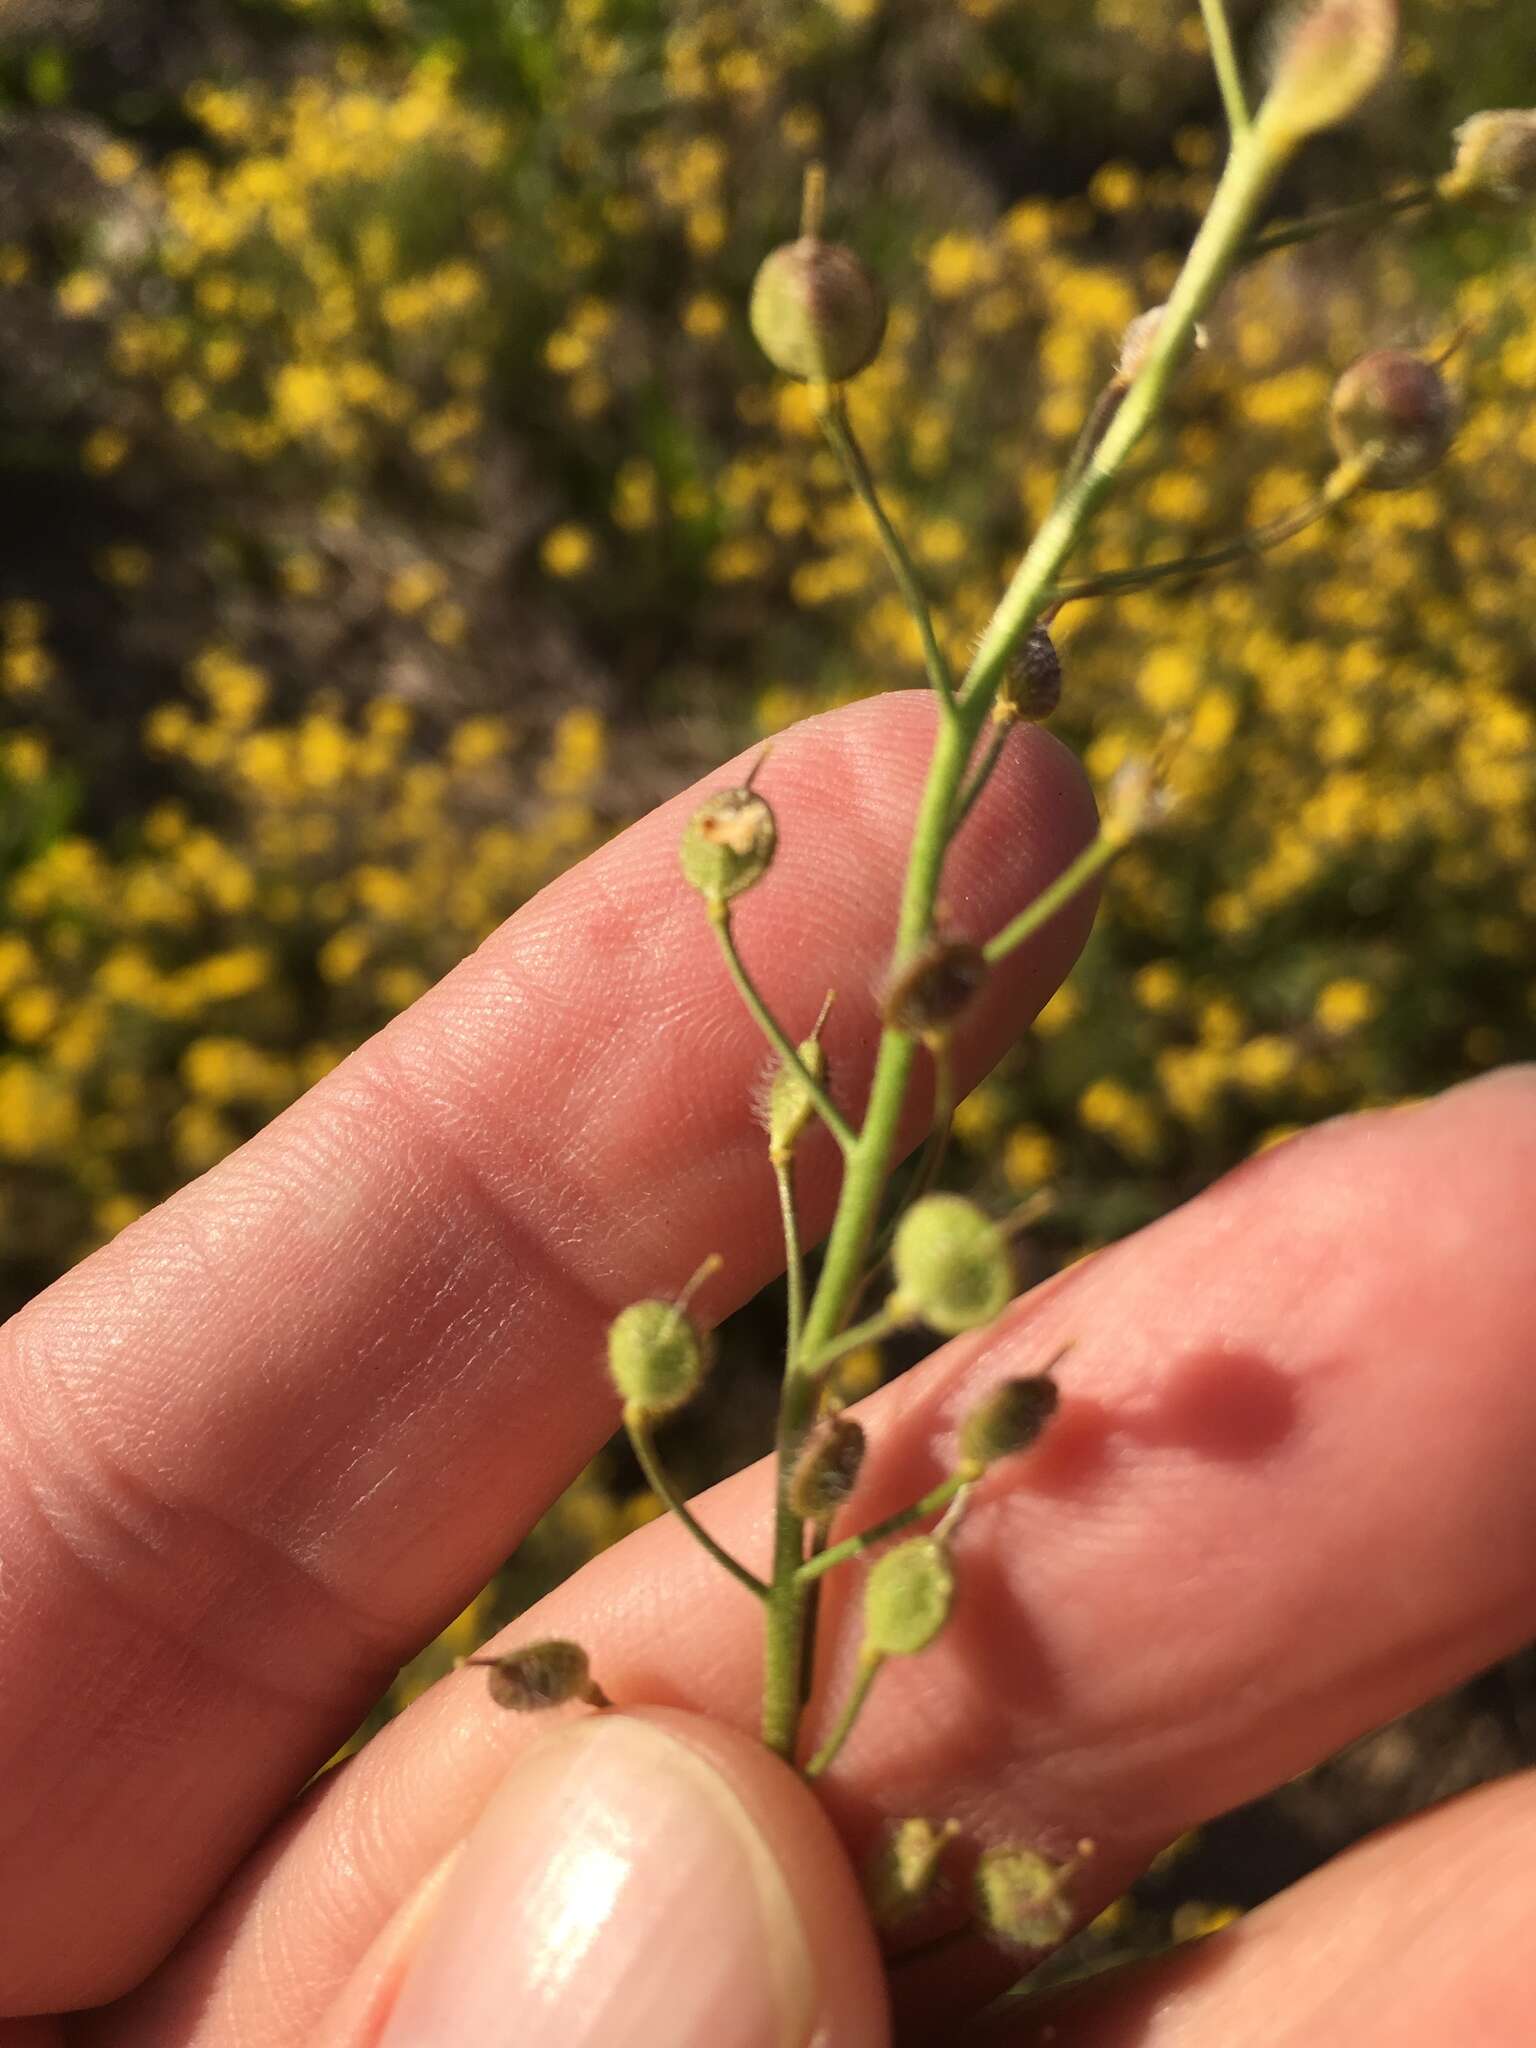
[0,691,1095,2011]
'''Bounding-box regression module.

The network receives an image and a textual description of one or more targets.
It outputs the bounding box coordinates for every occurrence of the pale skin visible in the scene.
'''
[2,693,1534,2046]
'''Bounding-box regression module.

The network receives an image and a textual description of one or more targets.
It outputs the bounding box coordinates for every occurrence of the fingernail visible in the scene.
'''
[378,1715,817,2048]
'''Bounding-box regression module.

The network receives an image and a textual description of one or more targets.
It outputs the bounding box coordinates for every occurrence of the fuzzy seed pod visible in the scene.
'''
[789,1412,866,1523]
[1262,0,1397,142]
[679,786,777,904]
[959,1373,1060,1474]
[766,1031,828,1160]
[750,236,887,384]
[1447,110,1536,205]
[890,1194,1013,1336]
[864,1817,962,1929]
[607,1298,711,1416]
[882,940,989,1036]
[974,1844,1078,1953]
[473,1639,607,1712]
[1330,349,1456,489]
[997,628,1063,724]
[863,1535,955,1658]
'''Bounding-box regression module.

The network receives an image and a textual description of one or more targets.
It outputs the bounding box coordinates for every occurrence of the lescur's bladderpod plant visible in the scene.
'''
[468,0,1531,1967]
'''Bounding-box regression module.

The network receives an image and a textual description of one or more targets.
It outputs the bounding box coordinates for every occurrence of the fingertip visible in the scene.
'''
[364,1708,889,2048]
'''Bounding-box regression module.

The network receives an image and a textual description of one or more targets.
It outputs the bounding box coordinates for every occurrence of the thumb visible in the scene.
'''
[363,1708,891,2048]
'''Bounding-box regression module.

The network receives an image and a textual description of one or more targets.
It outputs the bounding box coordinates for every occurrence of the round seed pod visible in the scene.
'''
[750,236,887,384]
[974,1844,1077,1952]
[997,628,1062,724]
[863,1535,954,1658]
[890,1194,1013,1336]
[607,1298,710,1416]
[474,1639,605,1712]
[679,787,777,904]
[1448,109,1536,204]
[789,1412,866,1523]
[1330,349,1456,489]
[882,940,989,1036]
[959,1373,1060,1474]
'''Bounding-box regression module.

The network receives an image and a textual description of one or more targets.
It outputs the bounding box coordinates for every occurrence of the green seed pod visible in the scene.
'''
[679,786,777,905]
[974,1843,1078,1953]
[959,1373,1060,1476]
[750,236,887,384]
[1330,349,1456,489]
[471,1639,608,1712]
[863,1535,955,1658]
[607,1298,710,1416]
[882,940,989,1037]
[766,1025,829,1161]
[1261,0,1397,143]
[864,1816,962,1929]
[789,1412,866,1523]
[1447,110,1536,205]
[997,628,1063,724]
[890,1194,1013,1336]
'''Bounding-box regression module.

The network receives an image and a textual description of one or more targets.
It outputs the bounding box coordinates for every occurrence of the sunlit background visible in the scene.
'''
[2,0,1534,1954]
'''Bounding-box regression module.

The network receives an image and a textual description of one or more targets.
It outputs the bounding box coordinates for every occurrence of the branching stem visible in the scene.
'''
[804,1650,883,1777]
[708,901,856,1153]
[1049,458,1368,607]
[1199,0,1251,137]
[817,392,959,715]
[624,1408,768,1598]
[796,1469,968,1587]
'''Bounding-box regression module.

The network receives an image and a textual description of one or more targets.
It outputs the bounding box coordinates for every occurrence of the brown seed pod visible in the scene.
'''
[749,236,887,384]
[997,628,1063,724]
[470,1639,608,1712]
[789,1412,866,1523]
[1330,349,1456,489]
[882,939,989,1036]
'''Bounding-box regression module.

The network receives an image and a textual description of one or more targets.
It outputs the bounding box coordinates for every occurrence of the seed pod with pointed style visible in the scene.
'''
[679,786,776,905]
[471,1639,608,1712]
[863,1535,955,1658]
[959,1372,1060,1476]
[890,1194,1013,1336]
[607,1298,711,1416]
[864,1817,962,1929]
[1330,349,1456,489]
[750,236,887,384]
[974,1843,1081,1952]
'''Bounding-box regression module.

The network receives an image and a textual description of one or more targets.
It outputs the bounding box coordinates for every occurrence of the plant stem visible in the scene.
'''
[1049,459,1367,607]
[624,1409,768,1598]
[796,1469,968,1587]
[1199,0,1251,137]
[1245,181,1443,261]
[774,1157,806,1370]
[962,120,1286,713]
[761,114,1294,1764]
[708,901,856,1153]
[800,1305,902,1379]
[818,393,959,713]
[951,719,1013,837]
[983,828,1124,966]
[804,1651,884,1778]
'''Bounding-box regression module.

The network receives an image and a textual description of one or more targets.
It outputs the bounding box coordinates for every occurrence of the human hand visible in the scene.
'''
[3,695,1533,2047]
